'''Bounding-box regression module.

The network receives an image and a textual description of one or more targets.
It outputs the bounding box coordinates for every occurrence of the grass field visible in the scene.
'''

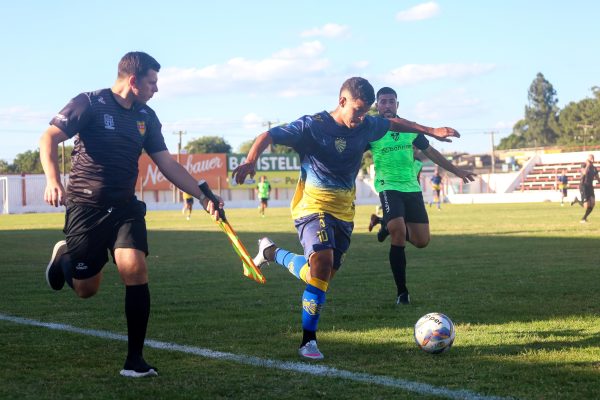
[1,203,599,399]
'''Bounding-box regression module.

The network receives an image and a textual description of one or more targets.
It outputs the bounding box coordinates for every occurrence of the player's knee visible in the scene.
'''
[411,237,430,248]
[73,280,100,298]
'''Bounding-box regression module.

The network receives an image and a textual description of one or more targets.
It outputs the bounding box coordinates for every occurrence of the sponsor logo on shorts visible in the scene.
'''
[75,262,88,271]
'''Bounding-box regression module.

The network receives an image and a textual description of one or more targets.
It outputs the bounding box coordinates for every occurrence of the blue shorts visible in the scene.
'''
[294,212,353,270]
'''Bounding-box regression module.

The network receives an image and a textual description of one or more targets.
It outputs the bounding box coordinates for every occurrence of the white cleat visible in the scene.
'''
[298,340,324,360]
[253,237,275,269]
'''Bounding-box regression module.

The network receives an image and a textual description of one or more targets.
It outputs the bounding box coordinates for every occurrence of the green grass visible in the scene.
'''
[1,203,599,399]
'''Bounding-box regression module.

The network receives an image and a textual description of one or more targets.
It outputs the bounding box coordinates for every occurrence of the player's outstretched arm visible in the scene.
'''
[422,146,477,183]
[388,117,460,142]
[40,125,70,207]
[231,131,272,184]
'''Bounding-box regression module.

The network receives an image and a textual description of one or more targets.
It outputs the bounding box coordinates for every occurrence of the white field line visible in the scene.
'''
[0,313,513,400]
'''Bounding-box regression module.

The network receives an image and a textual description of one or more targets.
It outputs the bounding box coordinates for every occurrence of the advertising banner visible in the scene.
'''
[137,153,227,190]
[227,154,301,188]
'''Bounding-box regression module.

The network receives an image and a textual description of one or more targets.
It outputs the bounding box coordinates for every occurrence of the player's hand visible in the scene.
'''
[456,169,477,184]
[431,127,460,142]
[44,181,66,207]
[231,162,256,185]
[202,194,224,221]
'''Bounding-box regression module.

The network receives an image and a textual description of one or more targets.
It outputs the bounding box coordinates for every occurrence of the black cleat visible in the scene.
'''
[46,241,67,290]
[396,291,410,305]
[120,356,158,378]
[368,214,381,232]
[377,226,389,242]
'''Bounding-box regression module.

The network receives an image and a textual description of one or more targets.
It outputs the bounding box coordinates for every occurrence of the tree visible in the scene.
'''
[184,136,232,154]
[12,150,43,173]
[0,159,11,174]
[498,73,560,149]
[556,86,600,148]
[237,135,294,154]
[237,139,255,154]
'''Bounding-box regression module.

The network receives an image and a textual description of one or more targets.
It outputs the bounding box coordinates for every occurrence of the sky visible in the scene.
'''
[1,0,599,162]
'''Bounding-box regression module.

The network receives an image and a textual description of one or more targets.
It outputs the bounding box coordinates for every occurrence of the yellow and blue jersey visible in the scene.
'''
[269,111,389,222]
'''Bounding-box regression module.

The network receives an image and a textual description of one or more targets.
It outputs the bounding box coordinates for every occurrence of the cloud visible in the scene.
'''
[158,41,331,98]
[353,60,370,69]
[412,88,486,121]
[383,63,496,86]
[396,2,440,22]
[0,106,48,124]
[300,23,350,38]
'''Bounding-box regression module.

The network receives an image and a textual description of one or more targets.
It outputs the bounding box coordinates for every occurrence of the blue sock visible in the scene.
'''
[302,282,326,332]
[275,249,308,281]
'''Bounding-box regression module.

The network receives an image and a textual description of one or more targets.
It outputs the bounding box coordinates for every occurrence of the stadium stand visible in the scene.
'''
[519,160,600,191]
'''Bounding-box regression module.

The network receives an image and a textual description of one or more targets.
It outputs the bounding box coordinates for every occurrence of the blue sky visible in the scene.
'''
[1,1,598,162]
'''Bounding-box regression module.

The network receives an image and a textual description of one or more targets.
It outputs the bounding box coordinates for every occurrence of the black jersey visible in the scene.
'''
[50,88,167,207]
[581,163,599,186]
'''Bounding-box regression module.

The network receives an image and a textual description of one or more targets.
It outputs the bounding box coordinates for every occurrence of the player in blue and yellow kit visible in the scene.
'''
[232,77,461,360]
[430,170,443,209]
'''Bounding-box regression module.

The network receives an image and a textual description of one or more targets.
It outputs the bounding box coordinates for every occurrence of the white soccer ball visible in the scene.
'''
[414,312,455,354]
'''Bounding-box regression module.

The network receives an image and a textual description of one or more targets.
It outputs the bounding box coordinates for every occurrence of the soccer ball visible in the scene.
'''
[414,313,455,354]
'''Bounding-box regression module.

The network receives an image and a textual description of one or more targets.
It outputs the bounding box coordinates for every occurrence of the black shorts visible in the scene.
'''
[580,184,595,203]
[379,191,429,225]
[260,198,269,205]
[185,198,194,205]
[63,199,148,280]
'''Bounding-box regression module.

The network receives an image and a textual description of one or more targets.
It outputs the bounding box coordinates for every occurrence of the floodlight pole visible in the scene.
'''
[173,130,186,202]
[262,120,278,153]
[577,124,594,151]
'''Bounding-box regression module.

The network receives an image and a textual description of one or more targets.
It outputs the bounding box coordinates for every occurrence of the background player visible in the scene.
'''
[182,191,194,220]
[256,175,271,217]
[557,169,568,206]
[571,154,599,222]
[429,169,443,210]
[367,86,475,304]
[40,51,223,378]
[232,77,461,360]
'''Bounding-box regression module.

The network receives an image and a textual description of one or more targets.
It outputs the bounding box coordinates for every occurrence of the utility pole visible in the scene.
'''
[577,124,594,151]
[487,131,496,174]
[172,130,186,202]
[262,120,278,153]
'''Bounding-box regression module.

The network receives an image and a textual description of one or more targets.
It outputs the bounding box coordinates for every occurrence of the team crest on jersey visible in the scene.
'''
[103,114,115,130]
[98,96,106,105]
[312,113,323,122]
[391,132,400,141]
[137,121,146,135]
[334,137,346,153]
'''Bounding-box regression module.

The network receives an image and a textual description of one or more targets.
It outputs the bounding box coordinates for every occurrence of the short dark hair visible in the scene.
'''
[118,51,161,79]
[339,77,375,105]
[376,86,397,100]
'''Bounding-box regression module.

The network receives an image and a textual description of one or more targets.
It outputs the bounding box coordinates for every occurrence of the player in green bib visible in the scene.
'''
[368,87,476,304]
[256,175,272,217]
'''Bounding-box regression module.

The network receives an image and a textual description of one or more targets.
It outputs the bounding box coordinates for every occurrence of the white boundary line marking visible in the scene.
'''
[0,313,512,400]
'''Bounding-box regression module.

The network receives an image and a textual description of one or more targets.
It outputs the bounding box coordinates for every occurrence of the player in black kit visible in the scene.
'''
[40,51,223,378]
